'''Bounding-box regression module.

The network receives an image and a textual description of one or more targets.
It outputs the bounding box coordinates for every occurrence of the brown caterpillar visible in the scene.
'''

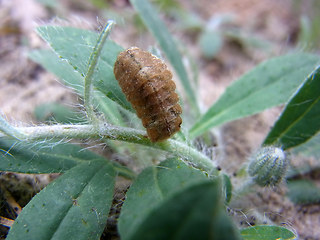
[114,47,182,142]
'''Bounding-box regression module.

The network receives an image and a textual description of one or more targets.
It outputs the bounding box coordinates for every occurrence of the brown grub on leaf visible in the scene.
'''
[114,47,182,142]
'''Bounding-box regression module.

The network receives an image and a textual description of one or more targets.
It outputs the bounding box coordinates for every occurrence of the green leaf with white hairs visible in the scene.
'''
[190,53,319,138]
[240,225,296,240]
[130,0,200,114]
[34,102,86,124]
[118,158,209,240]
[128,181,241,240]
[7,160,116,240]
[0,136,134,178]
[0,138,104,173]
[119,158,239,240]
[29,49,127,126]
[264,66,320,150]
[35,26,133,112]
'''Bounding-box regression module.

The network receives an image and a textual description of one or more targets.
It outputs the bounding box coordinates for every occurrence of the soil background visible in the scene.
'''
[0,0,319,239]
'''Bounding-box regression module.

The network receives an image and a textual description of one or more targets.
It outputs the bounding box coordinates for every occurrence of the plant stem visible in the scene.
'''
[84,21,115,122]
[0,114,26,140]
[0,123,218,174]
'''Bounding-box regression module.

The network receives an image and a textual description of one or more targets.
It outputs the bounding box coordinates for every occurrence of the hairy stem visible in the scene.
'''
[0,123,217,174]
[84,21,115,122]
[0,114,26,140]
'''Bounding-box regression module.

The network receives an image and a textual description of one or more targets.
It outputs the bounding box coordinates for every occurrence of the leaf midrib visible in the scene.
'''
[190,59,315,136]
[271,94,319,147]
[48,162,107,239]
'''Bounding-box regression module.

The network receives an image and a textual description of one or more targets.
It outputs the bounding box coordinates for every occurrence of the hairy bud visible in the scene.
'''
[248,147,288,187]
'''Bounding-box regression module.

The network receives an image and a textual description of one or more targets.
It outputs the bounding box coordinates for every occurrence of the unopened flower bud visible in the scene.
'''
[248,147,288,187]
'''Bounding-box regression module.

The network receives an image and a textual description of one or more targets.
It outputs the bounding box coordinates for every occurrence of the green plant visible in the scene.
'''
[0,0,319,239]
[294,0,320,50]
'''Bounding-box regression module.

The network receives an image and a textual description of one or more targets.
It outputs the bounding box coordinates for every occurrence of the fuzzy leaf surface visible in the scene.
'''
[0,138,105,173]
[190,53,319,138]
[130,0,199,113]
[7,160,115,240]
[240,225,296,240]
[118,158,209,240]
[29,49,125,125]
[34,103,86,124]
[35,26,132,111]
[264,66,320,149]
[129,181,241,240]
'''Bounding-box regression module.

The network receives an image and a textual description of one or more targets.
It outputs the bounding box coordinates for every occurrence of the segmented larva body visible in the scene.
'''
[114,47,182,142]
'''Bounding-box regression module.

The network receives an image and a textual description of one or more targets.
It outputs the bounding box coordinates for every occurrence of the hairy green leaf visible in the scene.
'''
[130,181,241,240]
[118,158,209,240]
[7,160,115,240]
[130,0,199,113]
[34,102,85,124]
[264,66,320,149]
[241,225,296,240]
[35,26,132,111]
[190,53,319,138]
[0,138,104,173]
[29,49,126,125]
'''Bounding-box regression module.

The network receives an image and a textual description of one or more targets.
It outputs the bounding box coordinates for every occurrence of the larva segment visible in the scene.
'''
[114,47,182,142]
